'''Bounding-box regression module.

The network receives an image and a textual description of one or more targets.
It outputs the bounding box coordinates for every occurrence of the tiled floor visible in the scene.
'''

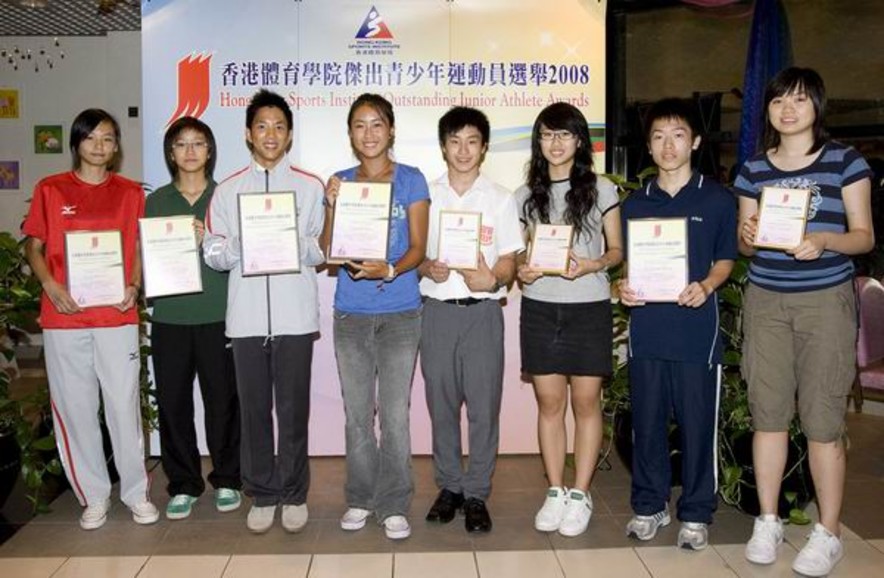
[0,410,882,577]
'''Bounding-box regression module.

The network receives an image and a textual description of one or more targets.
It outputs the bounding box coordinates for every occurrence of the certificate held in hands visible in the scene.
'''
[437,210,481,270]
[238,191,300,276]
[328,182,392,264]
[64,230,126,307]
[139,216,203,298]
[528,224,573,275]
[754,187,811,250]
[627,217,688,303]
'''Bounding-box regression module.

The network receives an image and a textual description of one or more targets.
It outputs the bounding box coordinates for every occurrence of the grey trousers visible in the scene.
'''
[420,298,504,501]
[334,308,421,521]
[231,335,313,507]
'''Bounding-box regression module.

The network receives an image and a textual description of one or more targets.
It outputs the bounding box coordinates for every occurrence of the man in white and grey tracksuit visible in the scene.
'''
[203,89,325,535]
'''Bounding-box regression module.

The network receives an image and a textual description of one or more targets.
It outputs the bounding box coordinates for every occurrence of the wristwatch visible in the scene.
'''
[385,263,397,281]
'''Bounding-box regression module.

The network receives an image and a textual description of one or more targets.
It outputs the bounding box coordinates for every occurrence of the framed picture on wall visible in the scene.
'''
[0,89,19,119]
[34,125,63,154]
[0,161,20,190]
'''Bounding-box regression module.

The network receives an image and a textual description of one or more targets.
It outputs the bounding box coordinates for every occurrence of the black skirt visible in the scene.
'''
[519,296,613,377]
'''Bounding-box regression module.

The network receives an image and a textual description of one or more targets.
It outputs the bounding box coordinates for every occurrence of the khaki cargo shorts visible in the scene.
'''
[741,281,857,442]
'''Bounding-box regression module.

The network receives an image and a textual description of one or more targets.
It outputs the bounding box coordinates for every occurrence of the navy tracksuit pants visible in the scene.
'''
[629,358,720,524]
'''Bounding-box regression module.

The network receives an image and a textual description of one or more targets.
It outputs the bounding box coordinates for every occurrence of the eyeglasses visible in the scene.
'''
[539,130,575,142]
[172,141,208,151]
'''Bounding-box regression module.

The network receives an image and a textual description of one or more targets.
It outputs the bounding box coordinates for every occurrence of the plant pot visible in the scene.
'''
[0,430,22,510]
[613,411,683,488]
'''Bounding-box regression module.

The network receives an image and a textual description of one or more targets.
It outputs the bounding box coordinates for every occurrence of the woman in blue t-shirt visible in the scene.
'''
[736,67,873,577]
[323,93,429,541]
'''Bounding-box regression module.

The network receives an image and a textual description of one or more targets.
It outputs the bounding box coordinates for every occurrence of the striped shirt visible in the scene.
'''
[733,141,872,293]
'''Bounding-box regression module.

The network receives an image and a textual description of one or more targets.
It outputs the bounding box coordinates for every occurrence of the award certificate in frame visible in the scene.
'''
[139,215,203,298]
[238,191,301,276]
[627,217,688,303]
[436,210,482,270]
[527,224,574,275]
[328,181,392,264]
[64,230,126,307]
[754,186,811,250]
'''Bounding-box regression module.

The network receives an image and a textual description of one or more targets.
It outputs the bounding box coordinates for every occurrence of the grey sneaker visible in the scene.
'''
[247,504,277,533]
[792,523,843,577]
[745,514,784,565]
[626,507,671,541]
[281,504,308,533]
[677,521,708,550]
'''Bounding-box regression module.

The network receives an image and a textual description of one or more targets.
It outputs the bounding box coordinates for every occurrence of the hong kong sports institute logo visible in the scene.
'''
[166,52,212,127]
[350,5,400,55]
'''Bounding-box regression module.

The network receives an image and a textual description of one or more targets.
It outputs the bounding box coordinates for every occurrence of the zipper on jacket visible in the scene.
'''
[263,168,273,344]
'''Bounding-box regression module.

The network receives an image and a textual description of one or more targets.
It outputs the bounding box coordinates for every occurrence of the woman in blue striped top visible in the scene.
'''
[735,67,874,577]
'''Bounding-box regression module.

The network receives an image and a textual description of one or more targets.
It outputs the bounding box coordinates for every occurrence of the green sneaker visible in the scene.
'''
[166,494,197,520]
[215,488,242,513]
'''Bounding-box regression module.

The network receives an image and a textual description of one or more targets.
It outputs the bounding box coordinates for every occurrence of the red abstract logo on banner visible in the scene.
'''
[91,236,99,249]
[361,187,370,200]
[165,221,174,234]
[653,224,662,238]
[265,198,273,212]
[166,52,212,127]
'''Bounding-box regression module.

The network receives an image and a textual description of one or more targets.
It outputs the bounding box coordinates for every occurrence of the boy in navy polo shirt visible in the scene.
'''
[619,98,737,550]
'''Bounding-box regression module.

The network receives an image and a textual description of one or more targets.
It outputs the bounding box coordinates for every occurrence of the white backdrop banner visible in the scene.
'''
[142,0,607,455]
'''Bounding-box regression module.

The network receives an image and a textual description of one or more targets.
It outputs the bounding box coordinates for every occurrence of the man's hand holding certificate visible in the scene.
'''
[64,230,126,308]
[436,210,482,270]
[328,182,392,264]
[238,191,301,276]
[139,215,203,298]
[626,217,688,303]
[754,186,811,250]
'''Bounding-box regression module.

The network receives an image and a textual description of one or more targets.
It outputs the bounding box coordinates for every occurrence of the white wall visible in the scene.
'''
[0,31,142,236]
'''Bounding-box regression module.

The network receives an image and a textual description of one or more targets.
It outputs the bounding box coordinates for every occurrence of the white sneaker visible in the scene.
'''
[626,507,671,541]
[534,487,568,532]
[558,489,592,537]
[744,514,784,565]
[247,504,277,534]
[341,507,372,531]
[79,498,111,530]
[130,501,160,525]
[677,521,709,550]
[792,523,844,577]
[383,515,411,540]
[281,504,308,533]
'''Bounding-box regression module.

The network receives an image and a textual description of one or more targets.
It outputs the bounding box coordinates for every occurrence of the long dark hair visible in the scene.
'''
[523,102,597,238]
[762,66,828,155]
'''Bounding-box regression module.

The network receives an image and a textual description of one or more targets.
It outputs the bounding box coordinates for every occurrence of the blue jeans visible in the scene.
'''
[333,307,421,520]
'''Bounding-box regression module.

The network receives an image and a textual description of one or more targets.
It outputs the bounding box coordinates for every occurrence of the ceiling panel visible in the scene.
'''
[0,0,140,37]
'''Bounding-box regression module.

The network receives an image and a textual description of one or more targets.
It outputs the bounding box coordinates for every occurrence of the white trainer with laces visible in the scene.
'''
[744,514,784,565]
[383,515,411,540]
[626,507,671,541]
[792,523,843,577]
[558,489,592,537]
[340,507,372,531]
[79,498,111,530]
[247,504,277,533]
[677,521,708,550]
[534,486,569,532]
[130,500,160,525]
